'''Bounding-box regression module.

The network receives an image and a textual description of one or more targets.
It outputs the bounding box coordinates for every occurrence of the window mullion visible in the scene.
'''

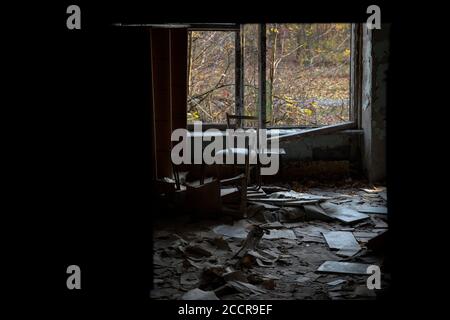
[258,23,267,129]
[235,27,244,123]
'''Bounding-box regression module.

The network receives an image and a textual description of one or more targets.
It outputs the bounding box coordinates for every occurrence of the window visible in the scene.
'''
[187,23,356,129]
[264,23,351,127]
[242,24,259,119]
[187,31,236,124]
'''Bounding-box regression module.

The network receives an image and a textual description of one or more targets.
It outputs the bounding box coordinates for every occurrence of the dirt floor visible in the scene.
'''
[151,185,389,300]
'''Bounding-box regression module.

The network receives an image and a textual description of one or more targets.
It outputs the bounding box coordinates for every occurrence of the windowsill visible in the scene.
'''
[186,121,357,140]
[269,121,357,141]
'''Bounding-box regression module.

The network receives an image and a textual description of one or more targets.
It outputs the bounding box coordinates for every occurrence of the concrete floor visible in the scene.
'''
[151,186,389,300]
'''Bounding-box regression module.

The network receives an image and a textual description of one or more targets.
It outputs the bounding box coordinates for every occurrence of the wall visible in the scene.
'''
[151,28,188,179]
[361,24,389,182]
[277,130,363,179]
[280,130,362,162]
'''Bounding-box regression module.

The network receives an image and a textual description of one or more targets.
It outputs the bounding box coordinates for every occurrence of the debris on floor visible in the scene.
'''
[322,231,361,257]
[263,228,297,240]
[151,184,389,300]
[226,280,267,295]
[212,220,251,239]
[320,202,370,224]
[317,261,371,275]
[356,206,388,215]
[326,279,347,286]
[233,225,267,259]
[181,288,220,300]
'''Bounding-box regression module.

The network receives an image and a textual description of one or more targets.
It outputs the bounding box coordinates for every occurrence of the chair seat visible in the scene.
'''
[215,148,258,162]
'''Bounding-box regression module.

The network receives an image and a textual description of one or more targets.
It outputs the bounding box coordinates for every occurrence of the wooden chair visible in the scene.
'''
[218,173,248,217]
[184,174,248,218]
[217,113,263,189]
[170,161,248,218]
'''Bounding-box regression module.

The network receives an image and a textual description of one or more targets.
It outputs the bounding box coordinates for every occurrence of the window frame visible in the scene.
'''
[187,25,241,128]
[187,23,363,134]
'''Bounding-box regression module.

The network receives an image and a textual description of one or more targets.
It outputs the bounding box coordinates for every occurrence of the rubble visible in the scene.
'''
[356,206,388,215]
[248,201,280,210]
[317,261,371,275]
[206,237,232,251]
[327,279,347,286]
[263,229,297,240]
[320,202,370,224]
[151,184,389,300]
[322,231,361,257]
[247,273,278,290]
[295,272,321,283]
[212,220,251,239]
[181,288,219,300]
[226,280,267,295]
[233,225,267,259]
[261,186,290,194]
[183,245,213,258]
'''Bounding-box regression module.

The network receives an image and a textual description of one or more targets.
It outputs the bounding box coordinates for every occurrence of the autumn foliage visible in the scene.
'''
[187,23,351,127]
